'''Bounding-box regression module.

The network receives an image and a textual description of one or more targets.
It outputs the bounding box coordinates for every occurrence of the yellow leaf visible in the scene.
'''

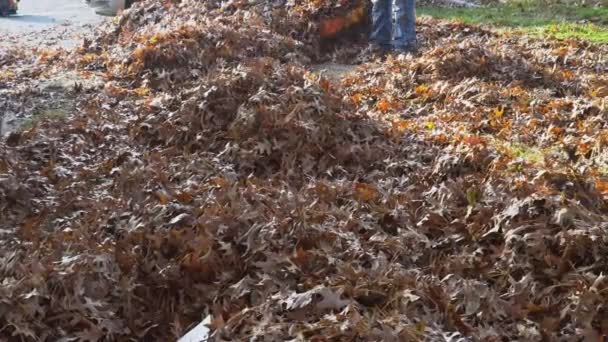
[415,84,429,95]
[424,122,435,130]
[509,87,525,97]
[493,107,504,119]
[589,87,608,98]
[134,87,150,96]
[415,321,426,333]
[0,70,16,79]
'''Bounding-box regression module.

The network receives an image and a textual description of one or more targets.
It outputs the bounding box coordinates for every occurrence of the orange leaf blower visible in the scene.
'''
[319,2,369,39]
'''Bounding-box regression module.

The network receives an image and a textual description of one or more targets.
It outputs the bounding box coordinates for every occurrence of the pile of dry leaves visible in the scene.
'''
[1,0,608,340]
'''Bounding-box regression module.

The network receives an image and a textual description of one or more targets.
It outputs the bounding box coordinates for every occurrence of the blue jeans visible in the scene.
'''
[370,0,416,50]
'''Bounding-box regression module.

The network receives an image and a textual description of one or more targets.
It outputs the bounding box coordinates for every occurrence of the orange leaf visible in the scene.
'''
[463,135,485,146]
[548,126,564,137]
[211,177,229,188]
[175,191,194,204]
[560,70,574,80]
[350,93,363,105]
[596,179,608,194]
[392,120,409,134]
[319,78,331,93]
[376,98,392,113]
[577,142,591,156]
[354,182,379,202]
[154,190,171,204]
[319,18,345,37]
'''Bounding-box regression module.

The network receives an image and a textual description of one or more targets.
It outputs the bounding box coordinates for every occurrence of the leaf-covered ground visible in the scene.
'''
[1,0,608,340]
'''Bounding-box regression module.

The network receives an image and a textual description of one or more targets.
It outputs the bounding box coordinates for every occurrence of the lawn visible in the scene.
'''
[419,1,608,43]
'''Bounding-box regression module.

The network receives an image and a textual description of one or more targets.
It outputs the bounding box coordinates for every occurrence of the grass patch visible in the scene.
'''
[20,108,70,131]
[494,140,564,167]
[507,143,545,164]
[542,22,608,42]
[418,2,608,43]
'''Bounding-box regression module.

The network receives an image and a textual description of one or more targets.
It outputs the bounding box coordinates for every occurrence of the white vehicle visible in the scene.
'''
[86,0,130,16]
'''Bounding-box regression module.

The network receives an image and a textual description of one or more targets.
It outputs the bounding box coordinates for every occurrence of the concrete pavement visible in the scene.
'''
[0,0,107,49]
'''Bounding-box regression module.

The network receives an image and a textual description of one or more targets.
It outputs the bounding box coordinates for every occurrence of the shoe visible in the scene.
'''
[373,43,392,54]
[392,47,418,59]
[95,4,118,16]
[393,43,418,56]
[88,0,109,7]
[359,43,391,62]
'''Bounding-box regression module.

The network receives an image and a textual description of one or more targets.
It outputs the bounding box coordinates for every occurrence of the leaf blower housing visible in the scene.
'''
[317,1,372,50]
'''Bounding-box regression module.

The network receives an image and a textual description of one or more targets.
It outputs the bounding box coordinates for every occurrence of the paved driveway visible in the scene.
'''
[0,1,109,137]
[0,0,106,49]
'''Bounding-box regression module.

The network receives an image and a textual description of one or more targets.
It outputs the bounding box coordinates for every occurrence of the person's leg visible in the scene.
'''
[393,0,417,51]
[0,0,9,16]
[370,0,392,50]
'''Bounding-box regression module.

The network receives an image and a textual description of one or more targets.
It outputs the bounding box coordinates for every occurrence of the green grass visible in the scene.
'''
[509,143,545,164]
[418,2,608,43]
[20,108,69,131]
